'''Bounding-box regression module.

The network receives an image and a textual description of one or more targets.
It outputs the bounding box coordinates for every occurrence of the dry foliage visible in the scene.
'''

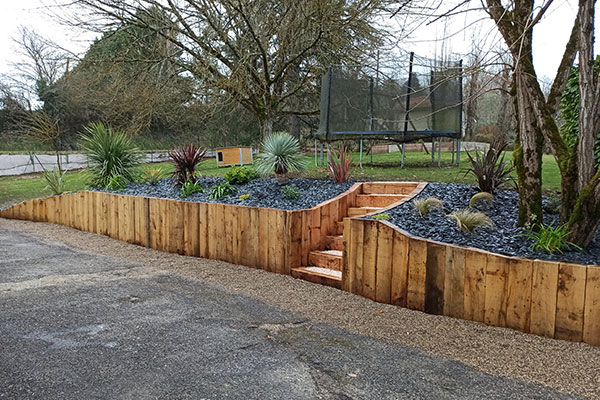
[413,197,444,216]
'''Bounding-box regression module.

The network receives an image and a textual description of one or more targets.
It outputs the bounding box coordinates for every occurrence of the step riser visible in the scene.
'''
[348,207,378,217]
[309,252,342,271]
[356,194,406,208]
[362,182,418,195]
[321,235,343,251]
[291,268,341,289]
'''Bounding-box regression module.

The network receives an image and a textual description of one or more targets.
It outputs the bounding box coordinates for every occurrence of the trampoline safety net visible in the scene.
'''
[316,54,463,143]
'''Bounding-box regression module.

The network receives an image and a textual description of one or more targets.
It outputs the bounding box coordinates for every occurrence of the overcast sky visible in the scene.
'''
[0,1,595,82]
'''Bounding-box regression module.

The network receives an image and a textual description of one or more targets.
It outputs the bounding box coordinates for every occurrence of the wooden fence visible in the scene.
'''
[342,219,600,346]
[0,184,363,274]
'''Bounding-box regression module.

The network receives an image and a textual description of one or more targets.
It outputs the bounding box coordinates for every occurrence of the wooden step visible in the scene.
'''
[309,250,343,271]
[348,207,380,217]
[356,194,406,208]
[321,235,343,251]
[291,267,341,289]
[362,182,419,195]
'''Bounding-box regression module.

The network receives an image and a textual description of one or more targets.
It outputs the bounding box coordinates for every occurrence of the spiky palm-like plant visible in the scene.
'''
[168,144,206,185]
[255,132,306,185]
[81,122,142,188]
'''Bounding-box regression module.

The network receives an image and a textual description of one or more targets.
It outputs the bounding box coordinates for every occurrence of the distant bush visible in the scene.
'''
[225,165,257,185]
[81,122,141,188]
[281,184,300,200]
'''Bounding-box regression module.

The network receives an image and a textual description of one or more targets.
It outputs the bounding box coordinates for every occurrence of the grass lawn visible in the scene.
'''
[0,150,562,207]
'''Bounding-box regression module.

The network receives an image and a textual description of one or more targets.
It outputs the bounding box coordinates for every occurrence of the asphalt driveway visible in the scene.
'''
[0,228,586,399]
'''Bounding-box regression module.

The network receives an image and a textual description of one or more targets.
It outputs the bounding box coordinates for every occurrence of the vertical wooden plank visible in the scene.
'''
[170,200,185,255]
[301,210,310,266]
[223,205,235,263]
[183,202,200,256]
[425,242,446,315]
[375,223,394,304]
[149,198,160,250]
[244,207,259,268]
[198,202,208,258]
[484,254,509,327]
[321,203,331,237]
[350,218,364,296]
[342,217,353,292]
[119,195,134,243]
[287,211,303,270]
[109,194,120,239]
[463,250,487,322]
[231,205,240,264]
[279,211,289,275]
[258,207,269,270]
[390,231,409,307]
[443,246,465,319]
[310,208,321,251]
[530,260,559,338]
[362,219,378,301]
[555,263,587,341]
[407,238,427,311]
[506,258,533,333]
[134,196,150,247]
[583,266,600,346]
[87,191,96,233]
[329,201,339,234]
[236,206,250,266]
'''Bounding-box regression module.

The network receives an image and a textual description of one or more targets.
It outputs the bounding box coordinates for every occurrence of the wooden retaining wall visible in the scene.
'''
[343,219,600,346]
[0,184,363,274]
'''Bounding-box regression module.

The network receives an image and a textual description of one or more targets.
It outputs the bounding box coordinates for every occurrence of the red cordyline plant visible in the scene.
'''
[328,143,352,183]
[168,144,206,185]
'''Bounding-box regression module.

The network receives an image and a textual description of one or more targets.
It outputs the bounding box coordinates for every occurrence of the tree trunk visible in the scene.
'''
[567,172,600,246]
[259,118,274,139]
[288,114,301,139]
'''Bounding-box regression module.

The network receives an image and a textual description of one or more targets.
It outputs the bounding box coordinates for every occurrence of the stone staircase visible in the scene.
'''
[291,182,423,289]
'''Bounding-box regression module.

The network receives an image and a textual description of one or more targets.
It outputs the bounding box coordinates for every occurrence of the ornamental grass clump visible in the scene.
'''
[139,167,163,185]
[518,222,582,254]
[413,197,444,216]
[81,122,142,188]
[169,144,206,185]
[328,143,351,183]
[255,132,306,185]
[447,209,493,233]
[469,192,494,208]
[42,169,66,195]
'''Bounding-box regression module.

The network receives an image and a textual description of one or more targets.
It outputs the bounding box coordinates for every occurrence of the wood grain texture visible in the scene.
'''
[361,219,379,300]
[583,266,600,346]
[484,254,509,327]
[555,263,587,342]
[390,231,409,307]
[183,202,200,257]
[530,260,559,338]
[463,250,487,322]
[406,238,427,311]
[443,246,465,319]
[349,218,365,296]
[425,242,446,315]
[506,258,533,333]
[375,223,394,304]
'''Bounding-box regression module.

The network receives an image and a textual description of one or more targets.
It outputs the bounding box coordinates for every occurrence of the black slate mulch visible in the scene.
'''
[379,182,600,265]
[99,177,355,211]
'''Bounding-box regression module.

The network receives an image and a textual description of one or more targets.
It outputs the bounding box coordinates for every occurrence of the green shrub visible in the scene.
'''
[413,197,444,216]
[281,184,300,200]
[139,167,163,185]
[447,209,493,233]
[225,166,257,185]
[517,222,582,254]
[181,181,204,198]
[373,213,390,220]
[210,182,238,199]
[104,174,129,191]
[169,144,206,185]
[42,169,66,195]
[255,132,306,185]
[469,192,493,208]
[238,193,251,202]
[81,122,142,188]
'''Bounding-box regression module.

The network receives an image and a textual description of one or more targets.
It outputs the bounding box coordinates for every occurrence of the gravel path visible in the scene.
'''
[2,218,599,399]
[381,182,600,265]
[102,177,355,210]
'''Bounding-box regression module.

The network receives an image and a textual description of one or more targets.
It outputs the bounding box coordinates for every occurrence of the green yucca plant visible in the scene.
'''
[42,169,66,195]
[139,167,163,185]
[447,209,493,233]
[81,122,142,188]
[413,197,444,216]
[255,132,306,185]
[469,192,494,208]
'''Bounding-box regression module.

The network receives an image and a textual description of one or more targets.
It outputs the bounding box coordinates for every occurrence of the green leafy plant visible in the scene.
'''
[80,122,142,188]
[139,167,163,185]
[180,181,204,198]
[469,192,494,208]
[517,222,582,254]
[210,182,238,199]
[413,197,444,216]
[373,213,390,220]
[238,193,251,202]
[447,209,493,233]
[255,132,306,185]
[464,138,513,193]
[169,144,206,185]
[104,174,129,191]
[42,169,66,195]
[281,184,300,200]
[328,143,352,183]
[225,165,257,185]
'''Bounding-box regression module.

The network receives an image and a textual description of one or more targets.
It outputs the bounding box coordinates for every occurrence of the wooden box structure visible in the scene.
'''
[215,146,252,167]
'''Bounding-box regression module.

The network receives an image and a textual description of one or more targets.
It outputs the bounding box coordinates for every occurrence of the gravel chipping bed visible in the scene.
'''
[99,177,354,210]
[380,182,600,265]
[3,218,600,399]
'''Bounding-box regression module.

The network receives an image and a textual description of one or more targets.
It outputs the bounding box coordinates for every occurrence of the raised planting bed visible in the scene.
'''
[343,182,600,346]
[102,177,355,211]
